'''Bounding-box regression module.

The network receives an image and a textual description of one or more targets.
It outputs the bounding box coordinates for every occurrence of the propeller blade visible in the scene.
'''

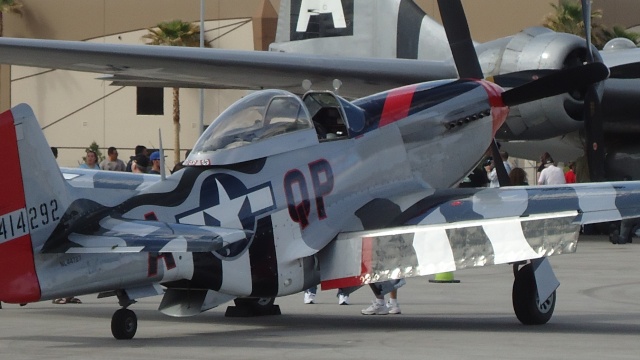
[583,84,606,181]
[490,141,510,186]
[437,0,483,79]
[490,69,557,88]
[501,62,609,107]
[581,0,607,181]
[609,62,640,79]
[581,0,595,63]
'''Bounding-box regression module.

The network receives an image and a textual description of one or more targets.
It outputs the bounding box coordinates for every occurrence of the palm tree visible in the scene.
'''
[142,20,203,165]
[543,0,638,49]
[0,0,23,37]
[543,0,607,48]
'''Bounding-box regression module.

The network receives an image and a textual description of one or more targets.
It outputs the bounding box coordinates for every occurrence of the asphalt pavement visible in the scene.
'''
[1,235,639,360]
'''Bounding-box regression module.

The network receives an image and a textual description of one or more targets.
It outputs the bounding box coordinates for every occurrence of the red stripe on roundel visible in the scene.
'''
[379,84,418,127]
[0,108,41,303]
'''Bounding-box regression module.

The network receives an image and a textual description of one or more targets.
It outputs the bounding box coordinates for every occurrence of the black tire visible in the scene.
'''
[512,264,556,325]
[111,308,137,340]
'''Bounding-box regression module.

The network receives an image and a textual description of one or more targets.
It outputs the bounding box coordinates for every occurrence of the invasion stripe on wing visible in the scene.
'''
[320,211,579,289]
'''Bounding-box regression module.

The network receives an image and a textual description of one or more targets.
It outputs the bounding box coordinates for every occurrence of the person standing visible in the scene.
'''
[131,154,149,173]
[538,154,566,185]
[79,150,100,170]
[361,289,402,315]
[565,162,577,184]
[361,279,405,315]
[148,151,161,174]
[126,145,148,172]
[485,158,500,188]
[509,167,528,186]
[303,287,351,305]
[499,151,512,175]
[99,146,126,171]
[486,151,512,188]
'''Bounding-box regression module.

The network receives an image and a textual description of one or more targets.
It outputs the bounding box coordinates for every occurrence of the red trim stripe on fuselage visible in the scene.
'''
[379,84,418,127]
[354,80,485,133]
[475,79,508,135]
[0,109,41,303]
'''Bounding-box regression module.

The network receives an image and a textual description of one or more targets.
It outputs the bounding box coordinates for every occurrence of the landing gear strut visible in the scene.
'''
[512,263,556,325]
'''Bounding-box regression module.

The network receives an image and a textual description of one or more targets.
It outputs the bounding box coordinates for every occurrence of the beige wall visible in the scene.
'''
[5,0,277,40]
[10,18,255,168]
[418,0,558,42]
[2,1,279,168]
[594,0,640,29]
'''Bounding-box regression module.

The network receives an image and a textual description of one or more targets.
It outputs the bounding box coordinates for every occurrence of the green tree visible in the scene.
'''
[543,0,638,49]
[142,20,204,165]
[543,0,607,48]
[0,0,23,37]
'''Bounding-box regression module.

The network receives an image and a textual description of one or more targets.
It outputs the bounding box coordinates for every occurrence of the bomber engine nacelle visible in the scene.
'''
[476,27,599,141]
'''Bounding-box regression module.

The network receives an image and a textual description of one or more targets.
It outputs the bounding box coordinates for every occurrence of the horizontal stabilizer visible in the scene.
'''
[42,217,251,254]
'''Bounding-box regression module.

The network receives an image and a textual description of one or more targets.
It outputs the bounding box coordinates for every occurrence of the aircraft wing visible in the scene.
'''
[41,217,251,254]
[319,182,640,289]
[0,37,457,98]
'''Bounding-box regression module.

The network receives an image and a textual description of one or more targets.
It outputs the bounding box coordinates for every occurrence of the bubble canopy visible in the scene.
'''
[187,90,317,166]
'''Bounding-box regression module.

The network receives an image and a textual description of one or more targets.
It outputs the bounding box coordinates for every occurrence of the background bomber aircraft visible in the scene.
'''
[2,0,640,340]
[269,0,640,182]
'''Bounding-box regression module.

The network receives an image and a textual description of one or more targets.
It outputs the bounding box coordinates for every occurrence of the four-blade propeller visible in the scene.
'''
[437,0,610,186]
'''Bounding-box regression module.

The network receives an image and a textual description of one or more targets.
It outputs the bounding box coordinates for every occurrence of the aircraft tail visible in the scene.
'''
[271,0,453,61]
[0,104,70,303]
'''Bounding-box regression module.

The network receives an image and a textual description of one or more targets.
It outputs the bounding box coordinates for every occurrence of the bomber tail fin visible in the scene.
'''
[0,104,70,303]
[271,0,452,61]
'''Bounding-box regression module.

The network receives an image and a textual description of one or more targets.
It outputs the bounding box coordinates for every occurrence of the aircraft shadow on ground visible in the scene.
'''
[7,306,640,348]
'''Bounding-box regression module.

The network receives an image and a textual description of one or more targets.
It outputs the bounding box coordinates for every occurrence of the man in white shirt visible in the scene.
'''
[538,156,566,185]
[486,151,512,188]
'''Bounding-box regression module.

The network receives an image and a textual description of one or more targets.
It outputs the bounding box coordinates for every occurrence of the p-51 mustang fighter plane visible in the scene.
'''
[1,0,640,340]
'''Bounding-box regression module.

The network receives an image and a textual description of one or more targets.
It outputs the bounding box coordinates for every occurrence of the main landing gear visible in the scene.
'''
[512,263,556,325]
[111,290,137,340]
[111,308,137,340]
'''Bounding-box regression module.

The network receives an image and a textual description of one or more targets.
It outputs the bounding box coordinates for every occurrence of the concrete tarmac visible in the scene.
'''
[1,235,640,360]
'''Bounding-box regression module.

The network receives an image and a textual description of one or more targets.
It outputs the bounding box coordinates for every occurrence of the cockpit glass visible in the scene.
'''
[191,90,312,155]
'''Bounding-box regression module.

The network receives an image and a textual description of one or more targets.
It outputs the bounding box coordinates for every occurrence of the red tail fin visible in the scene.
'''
[0,107,41,303]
